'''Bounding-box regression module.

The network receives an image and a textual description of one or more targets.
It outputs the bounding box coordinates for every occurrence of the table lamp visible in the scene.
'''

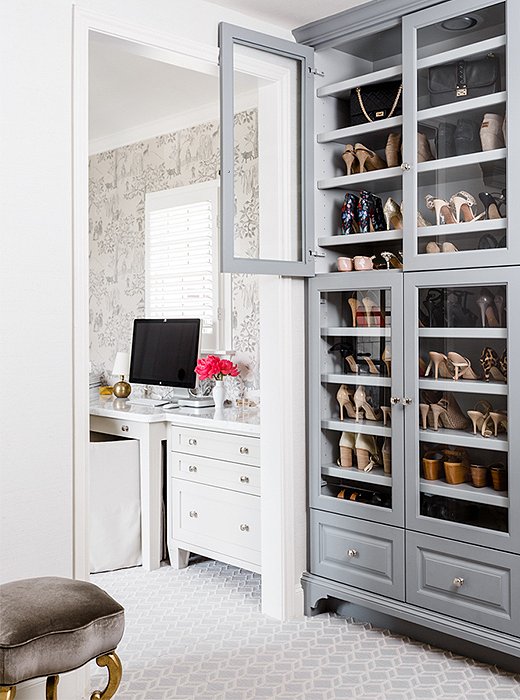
[112,352,131,399]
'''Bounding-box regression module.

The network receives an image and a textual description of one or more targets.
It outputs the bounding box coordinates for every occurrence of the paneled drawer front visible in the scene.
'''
[310,510,405,601]
[171,426,260,466]
[171,480,260,565]
[407,532,520,635]
[171,453,260,495]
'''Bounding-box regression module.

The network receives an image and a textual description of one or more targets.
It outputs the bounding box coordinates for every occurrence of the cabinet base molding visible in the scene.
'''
[302,573,520,671]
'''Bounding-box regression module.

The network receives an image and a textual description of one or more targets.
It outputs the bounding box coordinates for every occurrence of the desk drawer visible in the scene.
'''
[407,532,520,635]
[170,426,260,466]
[310,510,405,601]
[171,481,260,565]
[171,453,260,495]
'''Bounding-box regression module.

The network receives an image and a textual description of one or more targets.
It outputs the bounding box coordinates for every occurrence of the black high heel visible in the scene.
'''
[421,288,445,327]
[479,191,506,220]
[446,290,477,327]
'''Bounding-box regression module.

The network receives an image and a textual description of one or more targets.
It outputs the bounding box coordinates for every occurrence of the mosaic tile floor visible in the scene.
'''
[90,560,520,699]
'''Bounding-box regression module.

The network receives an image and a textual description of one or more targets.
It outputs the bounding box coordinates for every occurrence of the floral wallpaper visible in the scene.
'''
[89,111,260,399]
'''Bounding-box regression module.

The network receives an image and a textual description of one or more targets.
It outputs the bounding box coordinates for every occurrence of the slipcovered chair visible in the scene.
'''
[0,577,125,699]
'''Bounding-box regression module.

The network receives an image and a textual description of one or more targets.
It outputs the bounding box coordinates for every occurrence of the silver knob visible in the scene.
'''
[188,438,197,446]
[240,524,250,532]
[240,475,250,483]
[240,446,249,455]
[402,397,413,405]
[188,465,198,473]
[453,577,464,588]
[401,162,411,171]
[189,510,198,518]
[390,397,401,405]
[347,549,358,558]
[121,425,129,432]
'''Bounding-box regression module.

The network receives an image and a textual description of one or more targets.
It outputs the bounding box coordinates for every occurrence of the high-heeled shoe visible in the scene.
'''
[476,288,500,328]
[381,406,391,426]
[385,133,401,168]
[449,191,483,224]
[361,295,385,328]
[383,197,403,230]
[424,351,453,380]
[355,433,381,472]
[417,132,434,162]
[427,394,468,431]
[446,290,477,328]
[354,143,387,172]
[480,114,506,151]
[454,118,480,156]
[348,297,368,328]
[499,350,507,380]
[494,295,505,326]
[382,346,391,376]
[446,352,480,380]
[425,195,457,225]
[340,193,360,234]
[467,400,492,435]
[479,192,505,220]
[427,240,460,253]
[419,403,430,430]
[353,386,382,422]
[336,384,356,420]
[344,355,360,374]
[480,347,506,382]
[381,251,403,269]
[342,144,359,176]
[359,354,380,374]
[482,410,508,438]
[338,431,356,468]
[357,191,385,233]
[382,437,391,474]
[353,255,375,270]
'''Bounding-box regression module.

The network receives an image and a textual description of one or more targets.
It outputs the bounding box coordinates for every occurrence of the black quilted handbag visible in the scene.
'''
[428,55,500,107]
[350,80,403,125]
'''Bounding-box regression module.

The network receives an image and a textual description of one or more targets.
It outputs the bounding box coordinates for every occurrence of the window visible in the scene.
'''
[145,181,230,352]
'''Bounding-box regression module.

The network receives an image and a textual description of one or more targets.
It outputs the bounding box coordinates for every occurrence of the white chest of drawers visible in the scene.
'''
[167,417,261,574]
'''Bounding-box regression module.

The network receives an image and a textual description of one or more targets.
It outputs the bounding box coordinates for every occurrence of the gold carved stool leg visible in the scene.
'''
[0,688,16,700]
[90,652,123,700]
[46,675,59,700]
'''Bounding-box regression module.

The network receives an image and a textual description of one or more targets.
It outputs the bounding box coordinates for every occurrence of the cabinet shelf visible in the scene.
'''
[416,218,507,239]
[417,35,506,71]
[420,478,508,507]
[418,327,507,339]
[322,418,391,438]
[322,327,391,337]
[318,230,402,247]
[419,427,508,452]
[418,378,507,395]
[417,148,506,175]
[318,116,403,145]
[417,91,506,123]
[322,373,392,388]
[323,463,392,487]
[317,167,402,192]
[317,64,402,99]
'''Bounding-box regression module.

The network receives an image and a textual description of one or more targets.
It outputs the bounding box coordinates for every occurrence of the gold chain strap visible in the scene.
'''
[355,84,403,122]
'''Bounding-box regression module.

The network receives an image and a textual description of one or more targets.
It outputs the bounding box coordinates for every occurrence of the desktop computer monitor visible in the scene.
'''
[129,318,200,389]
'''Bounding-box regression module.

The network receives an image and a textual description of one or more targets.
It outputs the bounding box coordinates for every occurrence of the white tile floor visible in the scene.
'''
[90,560,520,699]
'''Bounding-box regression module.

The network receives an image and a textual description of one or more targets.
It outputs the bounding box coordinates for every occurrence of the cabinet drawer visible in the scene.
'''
[171,453,259,495]
[407,532,520,635]
[170,426,259,466]
[171,481,260,565]
[310,510,405,601]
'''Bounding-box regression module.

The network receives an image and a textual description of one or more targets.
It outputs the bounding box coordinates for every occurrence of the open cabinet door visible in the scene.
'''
[219,23,315,276]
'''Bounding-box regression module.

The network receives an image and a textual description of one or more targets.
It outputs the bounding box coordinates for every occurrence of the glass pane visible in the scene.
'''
[417,282,509,536]
[232,43,302,262]
[320,288,393,514]
[414,3,507,257]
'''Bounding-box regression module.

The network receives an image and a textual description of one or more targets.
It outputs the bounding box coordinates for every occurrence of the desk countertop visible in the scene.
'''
[90,397,260,436]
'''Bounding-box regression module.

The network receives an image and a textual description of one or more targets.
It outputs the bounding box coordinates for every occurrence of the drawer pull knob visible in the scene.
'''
[453,577,464,588]
[347,549,358,558]
[240,475,250,483]
[240,446,249,455]
[188,438,197,446]
[401,162,411,171]
[188,465,198,473]
[240,523,250,532]
[189,510,198,518]
[390,396,401,405]
[121,425,129,432]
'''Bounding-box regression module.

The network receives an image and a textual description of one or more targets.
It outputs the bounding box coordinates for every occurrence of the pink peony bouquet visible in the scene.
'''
[195,355,239,382]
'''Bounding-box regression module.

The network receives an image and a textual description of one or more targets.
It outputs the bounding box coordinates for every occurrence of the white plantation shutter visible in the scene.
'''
[145,182,227,351]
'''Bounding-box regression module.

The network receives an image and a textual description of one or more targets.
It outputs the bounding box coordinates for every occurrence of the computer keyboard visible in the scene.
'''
[128,397,168,407]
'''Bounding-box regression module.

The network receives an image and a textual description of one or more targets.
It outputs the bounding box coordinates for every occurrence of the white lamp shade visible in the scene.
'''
[112,352,130,377]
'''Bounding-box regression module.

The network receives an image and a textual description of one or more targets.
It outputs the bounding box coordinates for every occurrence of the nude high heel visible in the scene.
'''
[336,384,356,420]
[348,297,363,328]
[430,403,446,431]
[476,289,500,328]
[355,433,381,472]
[446,352,480,381]
[362,296,385,327]
[361,355,380,375]
[353,385,382,422]
[419,403,430,430]
[381,406,391,426]
[424,351,452,380]
[383,197,403,230]
[425,195,457,225]
[382,346,392,376]
[488,411,508,437]
[467,400,492,434]
[344,355,360,374]
[382,437,391,474]
[342,144,359,176]
[417,132,434,162]
[385,132,401,168]
[354,143,387,172]
[338,431,356,468]
[449,191,484,224]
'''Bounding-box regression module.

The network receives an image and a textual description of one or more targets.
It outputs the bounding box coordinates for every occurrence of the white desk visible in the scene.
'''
[89,397,260,571]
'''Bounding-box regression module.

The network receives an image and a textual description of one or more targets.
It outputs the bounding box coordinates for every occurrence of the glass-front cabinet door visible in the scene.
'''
[309,272,404,527]
[402,0,519,270]
[405,268,520,552]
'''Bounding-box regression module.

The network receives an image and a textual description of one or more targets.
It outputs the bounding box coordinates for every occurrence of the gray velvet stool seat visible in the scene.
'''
[0,577,125,700]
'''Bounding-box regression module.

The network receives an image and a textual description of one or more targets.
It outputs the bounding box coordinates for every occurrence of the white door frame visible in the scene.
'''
[73,7,306,619]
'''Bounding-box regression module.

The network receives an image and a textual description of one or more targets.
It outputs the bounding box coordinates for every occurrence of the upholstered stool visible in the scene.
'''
[0,577,125,700]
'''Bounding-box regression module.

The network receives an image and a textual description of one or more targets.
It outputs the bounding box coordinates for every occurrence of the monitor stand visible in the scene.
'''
[173,388,215,409]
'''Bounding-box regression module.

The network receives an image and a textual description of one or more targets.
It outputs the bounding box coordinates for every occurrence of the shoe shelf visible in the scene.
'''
[322,418,391,438]
[417,148,506,175]
[419,427,508,452]
[317,167,402,192]
[322,373,392,388]
[318,116,403,146]
[317,64,402,99]
[323,463,392,487]
[420,478,508,508]
[318,230,403,248]
[416,218,507,239]
[417,91,506,124]
[417,35,506,71]
[322,327,391,338]
[418,378,508,395]
[418,158,505,190]
[418,327,507,340]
